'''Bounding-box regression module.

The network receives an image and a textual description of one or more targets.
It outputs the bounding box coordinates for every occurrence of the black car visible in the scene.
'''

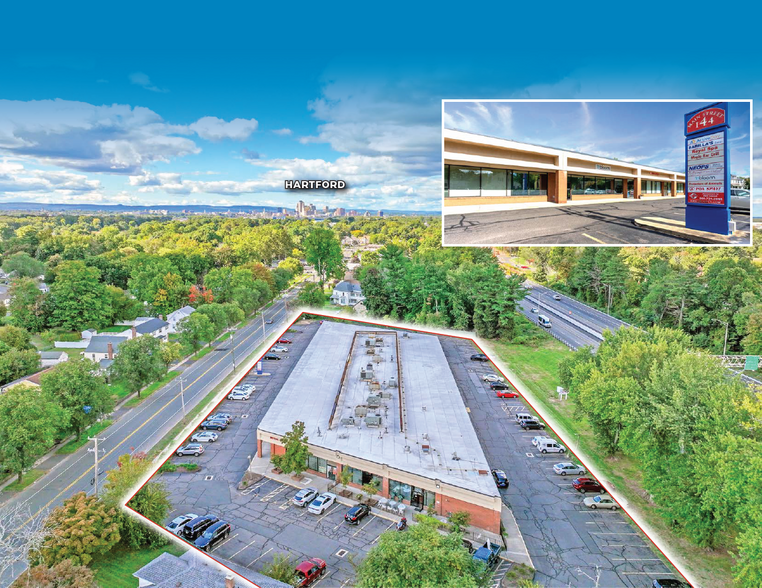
[470,353,489,362]
[344,504,370,525]
[182,515,219,541]
[490,382,510,391]
[652,580,690,588]
[194,520,231,551]
[462,538,475,554]
[520,419,546,430]
[491,469,509,488]
[263,353,281,360]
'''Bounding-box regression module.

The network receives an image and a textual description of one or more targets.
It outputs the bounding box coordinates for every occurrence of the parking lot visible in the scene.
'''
[154,319,399,587]
[440,336,682,588]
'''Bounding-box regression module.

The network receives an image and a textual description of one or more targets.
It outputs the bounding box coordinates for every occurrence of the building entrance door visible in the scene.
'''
[626,179,634,198]
[411,488,424,511]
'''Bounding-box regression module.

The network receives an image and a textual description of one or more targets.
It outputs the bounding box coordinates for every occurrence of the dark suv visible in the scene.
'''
[520,419,546,430]
[194,520,231,551]
[470,353,489,362]
[182,515,219,541]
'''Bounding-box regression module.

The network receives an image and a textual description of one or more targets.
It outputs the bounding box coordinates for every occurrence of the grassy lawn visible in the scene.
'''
[492,337,735,588]
[123,370,180,408]
[192,345,213,360]
[2,468,47,492]
[215,331,232,342]
[99,325,129,333]
[109,379,132,401]
[56,420,113,454]
[90,543,186,588]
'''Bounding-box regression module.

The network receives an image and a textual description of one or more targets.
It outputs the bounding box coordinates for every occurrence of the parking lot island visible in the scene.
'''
[256,321,503,534]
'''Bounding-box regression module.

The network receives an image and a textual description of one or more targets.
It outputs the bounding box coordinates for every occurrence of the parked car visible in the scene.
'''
[182,515,219,541]
[491,469,509,488]
[271,345,288,353]
[520,419,546,431]
[176,443,204,457]
[553,294,562,300]
[461,538,475,554]
[530,307,539,313]
[536,439,565,453]
[307,492,336,515]
[532,436,553,447]
[553,462,586,476]
[190,431,219,443]
[495,389,519,399]
[730,188,751,212]
[573,477,606,494]
[472,540,502,569]
[209,413,233,423]
[344,504,371,524]
[583,495,618,510]
[166,513,198,536]
[470,353,489,362]
[278,338,293,344]
[482,373,503,383]
[233,383,255,393]
[194,520,231,551]
[652,580,690,588]
[227,390,251,401]
[294,558,326,587]
[292,487,319,507]
[263,353,281,360]
[200,420,227,431]
[515,412,534,424]
[490,382,511,390]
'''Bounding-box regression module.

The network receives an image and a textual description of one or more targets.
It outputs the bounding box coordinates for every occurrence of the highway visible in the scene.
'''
[0,286,302,587]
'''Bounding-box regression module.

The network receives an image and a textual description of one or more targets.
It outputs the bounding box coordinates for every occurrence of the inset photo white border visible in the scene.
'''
[441,99,753,248]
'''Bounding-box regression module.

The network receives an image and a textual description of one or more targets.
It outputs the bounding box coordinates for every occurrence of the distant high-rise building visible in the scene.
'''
[363,211,371,217]
[296,200,306,217]
[377,210,384,217]
[335,207,346,216]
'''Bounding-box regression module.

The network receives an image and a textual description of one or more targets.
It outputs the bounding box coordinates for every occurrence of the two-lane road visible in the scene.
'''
[0,287,302,587]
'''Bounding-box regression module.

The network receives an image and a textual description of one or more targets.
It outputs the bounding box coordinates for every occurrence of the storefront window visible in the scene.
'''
[345,466,381,487]
[677,182,685,193]
[480,168,507,197]
[444,165,449,198]
[596,177,607,193]
[511,171,525,193]
[583,176,596,194]
[449,166,480,197]
[569,175,583,195]
[614,179,623,194]
[389,479,412,502]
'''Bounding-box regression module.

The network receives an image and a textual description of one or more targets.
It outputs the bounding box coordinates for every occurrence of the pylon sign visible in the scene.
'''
[684,102,731,234]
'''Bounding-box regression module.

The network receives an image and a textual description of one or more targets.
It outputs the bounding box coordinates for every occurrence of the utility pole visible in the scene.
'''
[180,377,186,416]
[88,436,105,495]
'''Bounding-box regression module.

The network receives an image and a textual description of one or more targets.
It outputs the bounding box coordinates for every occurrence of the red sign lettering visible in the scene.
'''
[686,108,726,134]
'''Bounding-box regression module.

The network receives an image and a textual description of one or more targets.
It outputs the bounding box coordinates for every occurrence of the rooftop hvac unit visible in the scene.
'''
[422,444,430,454]
[365,415,382,428]
[354,405,368,418]
[360,367,374,380]
[366,348,376,355]
[372,355,382,363]
[388,376,398,388]
[368,381,380,392]
[340,417,357,427]
[367,395,381,408]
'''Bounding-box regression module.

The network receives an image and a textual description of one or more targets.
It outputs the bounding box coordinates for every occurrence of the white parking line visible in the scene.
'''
[317,503,339,522]
[229,536,260,558]
[352,514,376,536]
[372,522,395,543]
[209,532,239,552]
[612,558,663,561]
[248,547,273,567]
[589,532,638,535]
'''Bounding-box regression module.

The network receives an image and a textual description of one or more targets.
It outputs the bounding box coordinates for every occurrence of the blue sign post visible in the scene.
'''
[684,102,731,235]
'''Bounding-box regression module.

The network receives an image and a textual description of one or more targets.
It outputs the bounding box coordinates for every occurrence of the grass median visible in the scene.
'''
[2,468,47,493]
[491,337,734,588]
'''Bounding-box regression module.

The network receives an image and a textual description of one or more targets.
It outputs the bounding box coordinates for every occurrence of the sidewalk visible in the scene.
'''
[444,195,675,216]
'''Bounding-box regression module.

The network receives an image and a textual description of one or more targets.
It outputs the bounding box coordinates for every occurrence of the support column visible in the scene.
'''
[257,438,263,458]
[381,477,390,498]
[634,174,642,199]
[555,170,568,204]
[671,180,677,197]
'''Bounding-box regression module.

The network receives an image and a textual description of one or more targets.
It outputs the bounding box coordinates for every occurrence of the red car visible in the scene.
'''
[294,558,326,586]
[572,477,606,494]
[495,389,519,398]
[278,338,293,344]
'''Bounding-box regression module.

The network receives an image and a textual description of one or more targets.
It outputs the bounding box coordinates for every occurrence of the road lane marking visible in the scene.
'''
[582,233,607,244]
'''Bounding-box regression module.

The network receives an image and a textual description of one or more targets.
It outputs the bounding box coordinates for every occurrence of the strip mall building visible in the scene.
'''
[444,129,686,207]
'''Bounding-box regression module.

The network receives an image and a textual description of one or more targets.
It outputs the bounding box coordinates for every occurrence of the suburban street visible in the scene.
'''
[440,337,681,588]
[444,199,751,245]
[0,287,302,588]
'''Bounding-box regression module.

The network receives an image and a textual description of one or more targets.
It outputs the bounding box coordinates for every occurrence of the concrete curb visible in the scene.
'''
[499,505,534,568]
[444,196,675,216]
[633,217,750,244]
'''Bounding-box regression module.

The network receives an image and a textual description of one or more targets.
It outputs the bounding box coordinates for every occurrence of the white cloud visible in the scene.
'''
[189,116,259,142]
[0,160,101,195]
[0,99,199,174]
[129,72,168,93]
[443,102,514,138]
[272,128,292,136]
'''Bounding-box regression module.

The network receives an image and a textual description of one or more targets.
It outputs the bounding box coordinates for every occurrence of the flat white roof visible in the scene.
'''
[258,321,498,498]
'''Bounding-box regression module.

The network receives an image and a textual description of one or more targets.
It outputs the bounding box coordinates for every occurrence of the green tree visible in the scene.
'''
[105,285,142,323]
[219,302,245,327]
[260,553,298,586]
[296,283,326,308]
[0,348,40,387]
[8,277,47,332]
[40,359,113,441]
[159,340,182,368]
[278,257,303,276]
[2,252,45,278]
[110,335,167,398]
[271,421,309,476]
[303,227,344,284]
[356,516,488,588]
[48,261,111,331]
[0,325,33,350]
[196,303,228,333]
[177,312,215,352]
[0,384,65,482]
[37,492,120,567]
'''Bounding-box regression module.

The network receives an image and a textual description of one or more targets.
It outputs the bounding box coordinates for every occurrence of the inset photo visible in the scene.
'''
[442,100,752,246]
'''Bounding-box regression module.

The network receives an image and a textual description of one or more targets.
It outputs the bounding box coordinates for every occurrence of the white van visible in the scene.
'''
[515,412,534,424]
[538,315,552,328]
[537,440,566,454]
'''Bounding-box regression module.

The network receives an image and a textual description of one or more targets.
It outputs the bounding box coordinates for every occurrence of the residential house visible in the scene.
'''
[0,285,9,306]
[167,305,196,333]
[39,350,68,367]
[0,367,52,393]
[133,550,290,588]
[83,335,128,365]
[119,317,170,341]
[330,280,365,307]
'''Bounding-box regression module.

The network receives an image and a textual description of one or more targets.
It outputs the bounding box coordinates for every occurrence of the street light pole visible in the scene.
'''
[88,436,105,495]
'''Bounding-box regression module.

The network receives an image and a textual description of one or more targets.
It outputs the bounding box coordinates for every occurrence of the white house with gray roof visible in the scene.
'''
[167,305,196,333]
[330,280,365,306]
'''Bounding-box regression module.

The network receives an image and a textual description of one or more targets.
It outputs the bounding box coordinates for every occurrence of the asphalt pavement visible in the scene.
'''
[0,287,302,588]
[444,199,751,245]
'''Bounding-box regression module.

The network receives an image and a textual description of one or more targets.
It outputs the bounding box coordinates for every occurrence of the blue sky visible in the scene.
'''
[0,3,759,212]
[444,101,751,175]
